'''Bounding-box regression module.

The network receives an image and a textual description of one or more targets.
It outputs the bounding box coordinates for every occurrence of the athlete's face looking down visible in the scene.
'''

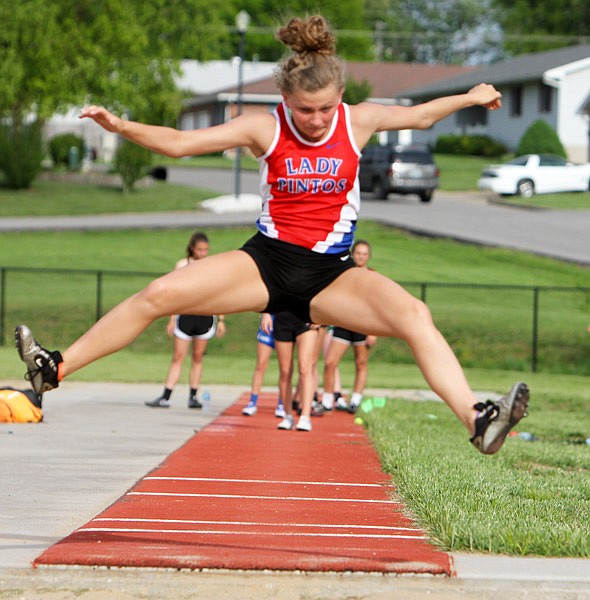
[283,84,343,143]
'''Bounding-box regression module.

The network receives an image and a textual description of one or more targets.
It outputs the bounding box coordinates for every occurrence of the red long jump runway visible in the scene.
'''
[34,392,452,575]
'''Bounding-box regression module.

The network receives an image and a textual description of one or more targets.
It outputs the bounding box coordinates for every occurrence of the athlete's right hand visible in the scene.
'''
[79,106,123,133]
[260,313,273,334]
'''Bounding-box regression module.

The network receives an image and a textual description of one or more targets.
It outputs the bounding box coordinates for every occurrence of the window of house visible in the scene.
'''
[456,106,488,129]
[538,83,552,113]
[510,86,523,117]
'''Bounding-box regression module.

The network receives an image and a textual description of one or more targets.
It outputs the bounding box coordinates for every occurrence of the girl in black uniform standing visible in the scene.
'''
[146,232,226,408]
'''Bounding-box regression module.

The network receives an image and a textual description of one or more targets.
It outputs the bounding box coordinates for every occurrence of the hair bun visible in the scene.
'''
[277,15,336,55]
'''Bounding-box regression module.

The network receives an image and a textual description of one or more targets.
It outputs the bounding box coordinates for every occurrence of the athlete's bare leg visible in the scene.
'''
[163,337,190,389]
[189,338,209,390]
[275,340,295,409]
[294,329,319,419]
[322,338,348,394]
[352,344,369,395]
[250,342,273,397]
[311,268,479,433]
[60,251,268,377]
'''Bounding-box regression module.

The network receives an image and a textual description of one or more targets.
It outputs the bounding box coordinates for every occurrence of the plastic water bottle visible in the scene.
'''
[202,389,211,408]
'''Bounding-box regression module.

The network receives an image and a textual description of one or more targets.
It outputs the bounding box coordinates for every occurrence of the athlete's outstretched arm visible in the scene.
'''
[351,83,502,147]
[79,107,275,158]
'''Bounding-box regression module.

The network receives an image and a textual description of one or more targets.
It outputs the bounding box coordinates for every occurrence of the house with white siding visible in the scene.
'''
[398,45,590,163]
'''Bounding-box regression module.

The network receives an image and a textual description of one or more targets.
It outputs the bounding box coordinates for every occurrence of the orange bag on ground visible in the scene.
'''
[0,388,43,423]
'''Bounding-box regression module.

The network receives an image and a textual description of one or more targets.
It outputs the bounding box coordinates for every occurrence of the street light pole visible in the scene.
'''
[234,10,250,201]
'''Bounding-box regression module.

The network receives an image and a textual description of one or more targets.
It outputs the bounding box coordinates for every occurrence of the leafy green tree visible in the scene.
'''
[0,1,231,188]
[224,0,372,61]
[0,121,44,189]
[343,78,372,104]
[114,141,153,193]
[492,0,590,54]
[49,134,85,170]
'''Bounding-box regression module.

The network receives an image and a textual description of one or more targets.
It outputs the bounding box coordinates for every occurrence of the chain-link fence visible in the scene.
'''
[2,266,589,375]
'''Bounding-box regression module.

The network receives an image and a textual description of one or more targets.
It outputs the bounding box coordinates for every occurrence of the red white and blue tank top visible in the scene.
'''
[256,102,361,254]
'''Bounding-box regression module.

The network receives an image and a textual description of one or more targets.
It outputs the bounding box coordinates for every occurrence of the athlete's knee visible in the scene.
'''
[324,354,340,370]
[386,297,434,340]
[355,356,368,369]
[298,362,313,377]
[411,298,434,327]
[171,349,186,363]
[138,278,175,317]
[278,366,291,380]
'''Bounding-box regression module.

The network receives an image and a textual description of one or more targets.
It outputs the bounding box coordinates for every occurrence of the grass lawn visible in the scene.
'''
[0,181,588,558]
[1,222,587,375]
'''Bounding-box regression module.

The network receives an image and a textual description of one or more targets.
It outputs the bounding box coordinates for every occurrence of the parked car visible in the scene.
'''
[477,154,590,198]
[358,143,439,203]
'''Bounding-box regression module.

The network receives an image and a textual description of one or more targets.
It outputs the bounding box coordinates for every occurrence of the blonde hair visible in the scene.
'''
[274,15,346,94]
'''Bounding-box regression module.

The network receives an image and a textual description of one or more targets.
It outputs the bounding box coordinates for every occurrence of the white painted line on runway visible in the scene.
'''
[144,476,390,488]
[78,526,425,539]
[128,491,400,504]
[91,517,421,532]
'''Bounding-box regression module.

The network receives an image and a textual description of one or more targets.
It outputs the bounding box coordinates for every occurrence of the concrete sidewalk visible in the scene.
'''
[1,381,588,599]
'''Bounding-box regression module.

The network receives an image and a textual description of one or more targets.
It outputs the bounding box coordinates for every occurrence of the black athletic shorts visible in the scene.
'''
[331,326,367,346]
[240,232,355,322]
[174,314,216,341]
[273,311,311,343]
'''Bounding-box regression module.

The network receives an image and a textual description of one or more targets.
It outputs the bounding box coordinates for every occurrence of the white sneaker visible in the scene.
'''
[296,416,312,431]
[277,414,294,430]
[242,404,257,416]
[335,397,348,411]
[275,404,286,418]
[322,397,334,411]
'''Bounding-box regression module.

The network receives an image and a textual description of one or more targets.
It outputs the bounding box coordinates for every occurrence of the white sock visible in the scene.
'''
[350,392,363,406]
[322,392,334,409]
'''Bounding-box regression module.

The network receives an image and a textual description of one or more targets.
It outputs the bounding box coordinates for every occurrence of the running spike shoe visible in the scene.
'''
[15,325,62,395]
[470,382,530,454]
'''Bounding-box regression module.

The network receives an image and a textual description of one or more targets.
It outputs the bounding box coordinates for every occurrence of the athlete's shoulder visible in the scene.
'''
[348,101,386,125]
[174,257,190,270]
[243,112,278,156]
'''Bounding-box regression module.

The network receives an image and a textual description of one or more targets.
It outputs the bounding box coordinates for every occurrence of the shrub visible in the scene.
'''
[113,140,152,193]
[343,77,372,105]
[48,133,85,169]
[0,120,44,189]
[434,134,507,157]
[516,120,566,157]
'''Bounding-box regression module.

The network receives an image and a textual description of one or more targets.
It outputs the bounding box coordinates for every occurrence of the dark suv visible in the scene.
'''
[359,143,439,202]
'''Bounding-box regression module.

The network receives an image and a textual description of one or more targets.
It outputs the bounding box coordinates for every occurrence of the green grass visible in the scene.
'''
[364,386,590,557]
[0,179,218,217]
[1,222,588,374]
[490,193,590,210]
